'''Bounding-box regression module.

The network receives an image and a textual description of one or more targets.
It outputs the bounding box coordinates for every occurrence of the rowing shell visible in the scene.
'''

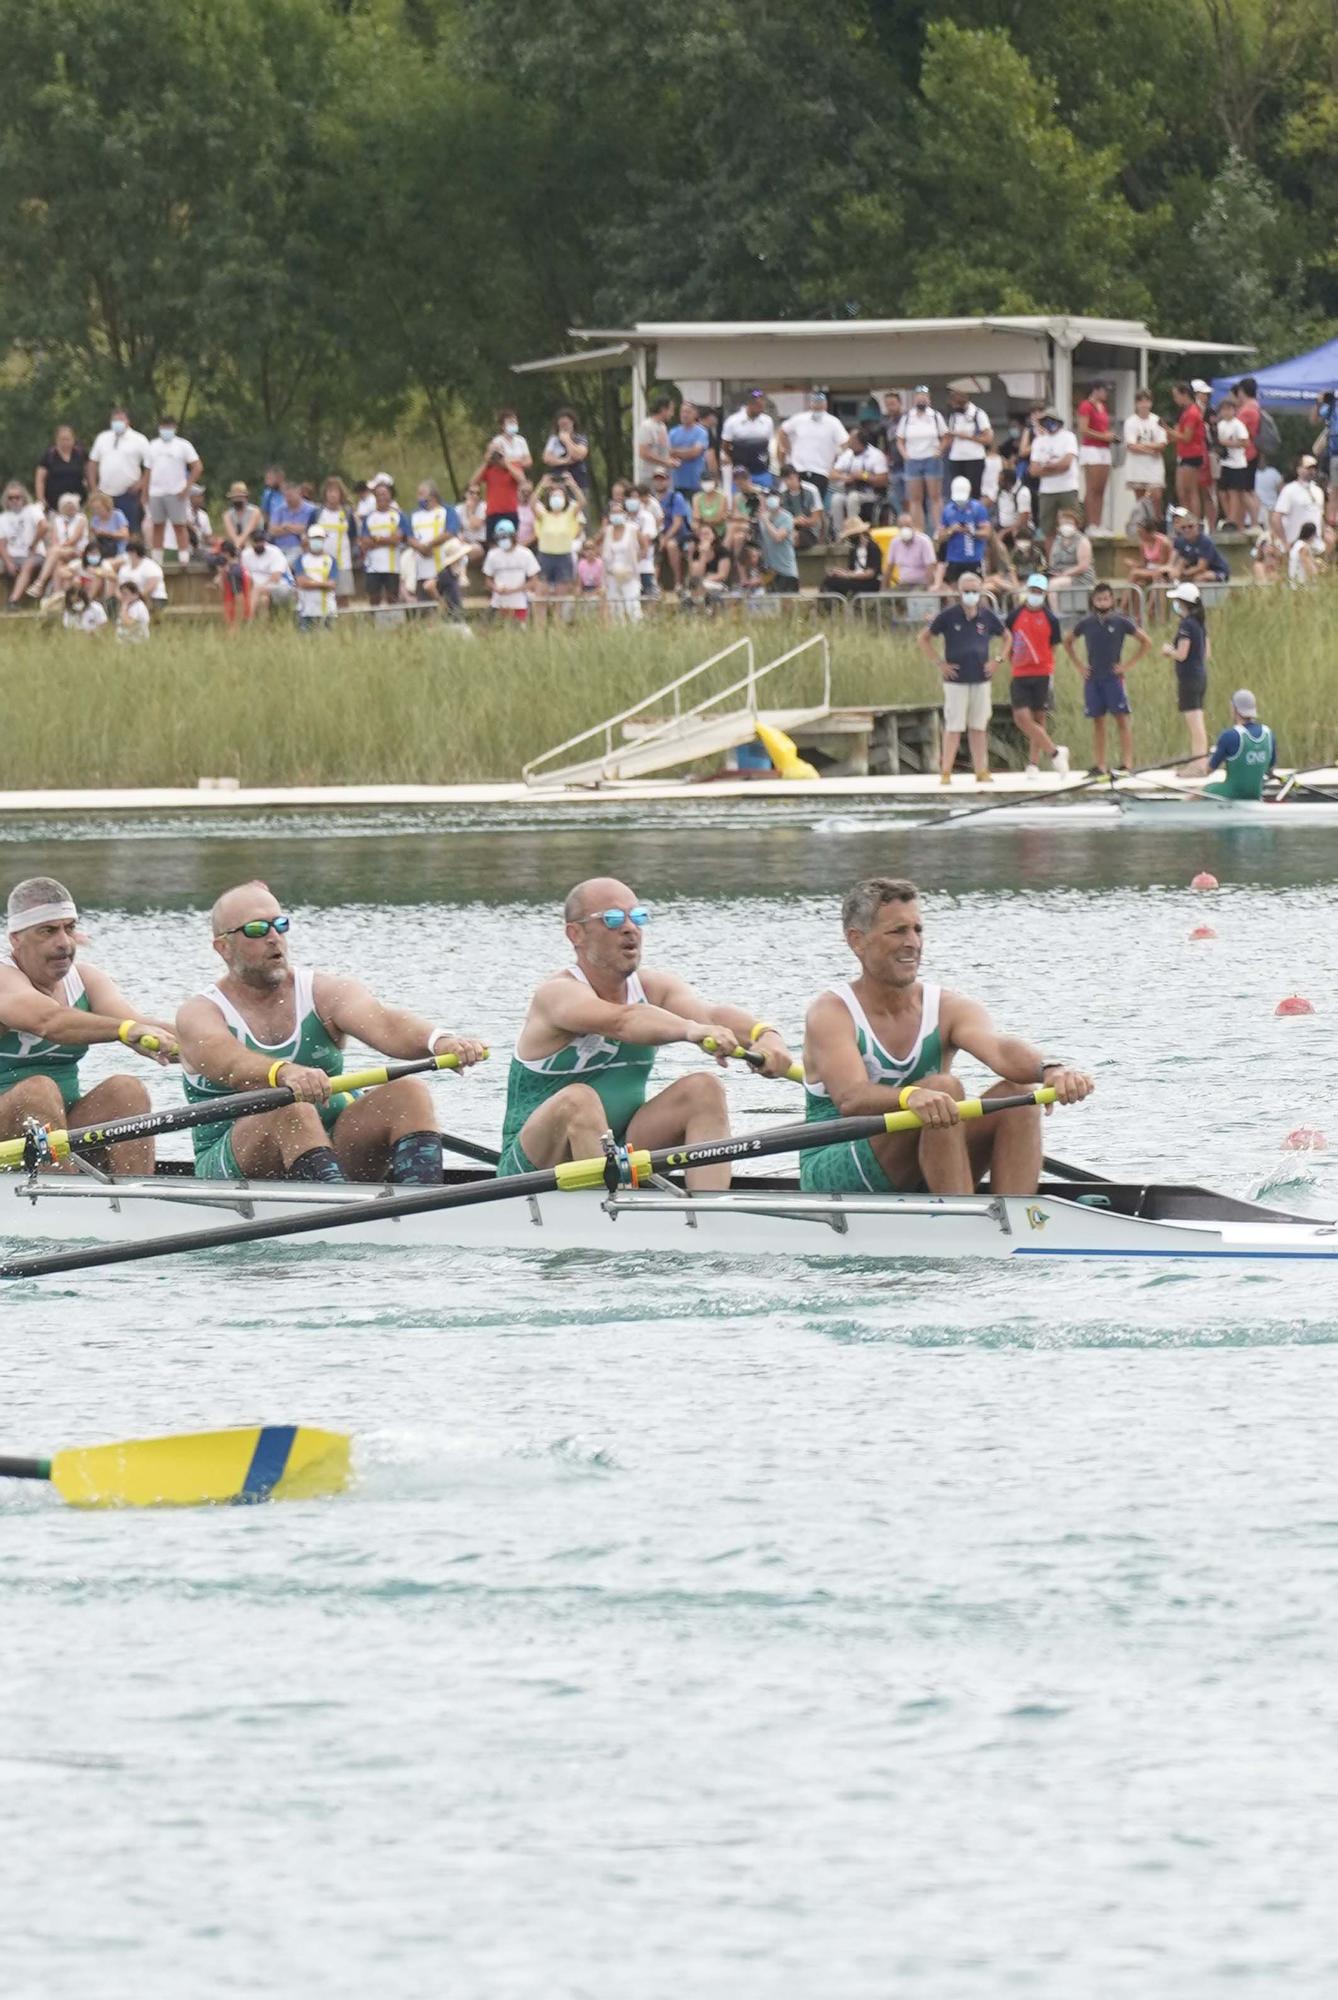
[818,797,1338,833]
[4,1166,1336,1263]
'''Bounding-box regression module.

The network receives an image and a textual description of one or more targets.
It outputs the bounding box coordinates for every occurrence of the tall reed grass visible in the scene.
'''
[1,585,1333,788]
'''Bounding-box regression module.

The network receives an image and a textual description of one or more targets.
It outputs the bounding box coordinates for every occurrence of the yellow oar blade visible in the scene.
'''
[47,1424,351,1509]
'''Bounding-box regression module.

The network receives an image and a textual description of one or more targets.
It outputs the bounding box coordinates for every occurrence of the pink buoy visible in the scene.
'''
[1275,995,1316,1017]
[1188,924,1217,940]
[1282,1127,1328,1152]
[1191,870,1219,891]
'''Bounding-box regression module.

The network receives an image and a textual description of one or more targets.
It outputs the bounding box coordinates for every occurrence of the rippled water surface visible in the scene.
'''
[4,811,1338,1998]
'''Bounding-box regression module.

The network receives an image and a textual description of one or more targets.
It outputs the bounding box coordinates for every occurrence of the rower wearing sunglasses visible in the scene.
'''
[0,875,179,1176]
[176,880,487,1185]
[497,876,797,1191]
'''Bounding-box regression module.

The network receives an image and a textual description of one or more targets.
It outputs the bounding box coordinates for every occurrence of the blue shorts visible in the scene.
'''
[903,456,943,480]
[1084,672,1131,719]
[537,552,573,585]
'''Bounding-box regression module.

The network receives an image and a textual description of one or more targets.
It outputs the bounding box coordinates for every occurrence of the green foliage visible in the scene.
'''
[1,0,1336,484]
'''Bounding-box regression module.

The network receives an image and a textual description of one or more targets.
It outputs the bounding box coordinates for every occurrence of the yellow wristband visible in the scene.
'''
[749,1020,779,1044]
[267,1060,289,1088]
[117,1020,135,1045]
[899,1085,918,1110]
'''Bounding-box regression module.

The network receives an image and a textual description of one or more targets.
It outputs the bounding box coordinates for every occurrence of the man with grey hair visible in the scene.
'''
[0,876,178,1173]
[176,880,487,1184]
[801,878,1093,1197]
[497,876,797,1190]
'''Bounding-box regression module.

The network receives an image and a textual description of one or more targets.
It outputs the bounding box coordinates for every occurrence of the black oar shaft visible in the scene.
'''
[0,1092,1047,1281]
[0,1454,51,1481]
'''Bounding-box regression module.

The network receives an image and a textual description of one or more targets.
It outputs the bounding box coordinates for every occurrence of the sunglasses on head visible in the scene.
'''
[580,905,650,930]
[221,915,291,939]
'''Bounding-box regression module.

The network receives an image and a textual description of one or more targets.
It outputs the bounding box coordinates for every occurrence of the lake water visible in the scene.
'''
[4,809,1338,1998]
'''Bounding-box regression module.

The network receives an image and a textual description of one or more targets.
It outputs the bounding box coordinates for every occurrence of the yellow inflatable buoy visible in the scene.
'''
[754,720,819,781]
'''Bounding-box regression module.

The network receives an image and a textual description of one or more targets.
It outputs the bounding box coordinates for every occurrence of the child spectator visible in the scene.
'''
[116,579,152,641]
[481,520,540,624]
[601,507,642,623]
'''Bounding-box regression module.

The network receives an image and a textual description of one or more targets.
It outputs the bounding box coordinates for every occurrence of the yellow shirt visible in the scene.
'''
[535,502,583,556]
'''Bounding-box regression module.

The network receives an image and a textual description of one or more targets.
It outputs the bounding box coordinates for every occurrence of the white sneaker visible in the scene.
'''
[1025,763,1041,783]
[1053,745,1071,777]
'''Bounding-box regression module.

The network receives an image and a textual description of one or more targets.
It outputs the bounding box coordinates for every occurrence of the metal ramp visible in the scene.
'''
[522,635,833,787]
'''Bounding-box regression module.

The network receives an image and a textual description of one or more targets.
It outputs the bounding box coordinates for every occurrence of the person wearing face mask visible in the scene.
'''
[531,473,585,614]
[1046,510,1096,591]
[882,511,936,591]
[1028,411,1080,541]
[756,489,800,593]
[601,505,642,623]
[650,469,692,589]
[88,406,151,535]
[542,408,591,493]
[895,387,948,534]
[777,464,825,549]
[691,476,728,538]
[1004,577,1069,780]
[291,527,340,632]
[828,426,890,535]
[142,415,203,566]
[918,573,1007,785]
[945,389,994,499]
[778,389,851,501]
[481,519,540,624]
[62,584,108,634]
[469,430,523,546]
[933,474,992,591]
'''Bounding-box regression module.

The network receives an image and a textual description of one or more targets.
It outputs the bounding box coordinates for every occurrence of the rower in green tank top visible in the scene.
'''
[1202,688,1275,800]
[497,875,798,1193]
[801,876,1094,1197]
[0,874,179,1177]
[175,881,487,1186]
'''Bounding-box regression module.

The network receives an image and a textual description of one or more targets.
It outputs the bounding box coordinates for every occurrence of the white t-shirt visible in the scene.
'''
[50,511,89,555]
[411,507,454,566]
[779,411,849,477]
[241,545,292,590]
[89,427,150,498]
[0,503,48,560]
[482,542,540,607]
[601,524,640,583]
[120,554,167,601]
[1030,429,1079,492]
[1216,417,1249,471]
[117,597,152,641]
[315,506,353,570]
[946,403,989,461]
[362,508,406,574]
[292,551,340,616]
[491,433,530,466]
[981,451,1003,502]
[1123,412,1167,473]
[64,600,108,633]
[1288,538,1318,586]
[896,406,947,461]
[720,410,776,475]
[1275,480,1324,546]
[833,445,889,491]
[143,436,197,496]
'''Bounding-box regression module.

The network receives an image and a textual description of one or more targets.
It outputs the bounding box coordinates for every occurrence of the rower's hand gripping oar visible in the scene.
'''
[0,1087,1062,1280]
[701,1037,805,1083]
[0,1048,487,1173]
[0,1423,351,1508]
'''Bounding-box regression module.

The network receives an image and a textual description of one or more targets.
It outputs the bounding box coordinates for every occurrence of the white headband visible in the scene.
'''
[7,899,78,933]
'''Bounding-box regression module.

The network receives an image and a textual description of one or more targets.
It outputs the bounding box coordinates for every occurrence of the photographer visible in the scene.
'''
[469,432,524,545]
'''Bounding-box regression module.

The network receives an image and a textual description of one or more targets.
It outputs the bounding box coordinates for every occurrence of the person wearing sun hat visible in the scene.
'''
[1201,688,1275,800]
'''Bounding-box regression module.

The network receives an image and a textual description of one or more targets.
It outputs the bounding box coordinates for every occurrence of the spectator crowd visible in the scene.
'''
[3,379,1336,637]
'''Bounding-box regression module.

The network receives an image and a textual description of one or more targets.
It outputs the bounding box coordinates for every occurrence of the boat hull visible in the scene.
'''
[3,1171,1336,1263]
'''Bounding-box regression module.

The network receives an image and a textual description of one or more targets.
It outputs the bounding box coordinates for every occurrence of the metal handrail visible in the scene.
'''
[522,635,755,784]
[609,631,831,762]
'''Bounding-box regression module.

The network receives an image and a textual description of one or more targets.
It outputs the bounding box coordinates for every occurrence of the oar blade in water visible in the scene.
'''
[47,1424,352,1508]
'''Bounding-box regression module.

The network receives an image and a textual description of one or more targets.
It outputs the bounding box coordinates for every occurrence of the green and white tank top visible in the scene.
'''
[1211,721,1274,800]
[182,966,349,1158]
[804,981,943,1128]
[500,967,657,1153]
[0,954,91,1109]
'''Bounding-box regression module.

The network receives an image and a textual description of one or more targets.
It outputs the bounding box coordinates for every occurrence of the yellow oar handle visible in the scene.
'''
[883,1084,1056,1133]
[333,1048,488,1091]
[702,1037,805,1084]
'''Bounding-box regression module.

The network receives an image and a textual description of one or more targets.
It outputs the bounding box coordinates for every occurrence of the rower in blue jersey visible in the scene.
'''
[176,880,486,1184]
[801,876,1094,1196]
[0,875,179,1176]
[1202,688,1275,800]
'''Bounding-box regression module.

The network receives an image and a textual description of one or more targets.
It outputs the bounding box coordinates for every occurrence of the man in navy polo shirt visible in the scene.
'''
[1064,580,1151,775]
[917,571,1006,786]
[1169,509,1230,582]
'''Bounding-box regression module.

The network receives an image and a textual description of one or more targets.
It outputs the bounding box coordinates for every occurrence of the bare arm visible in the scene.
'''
[942,992,1091,1105]
[176,994,332,1102]
[649,969,795,1075]
[527,970,734,1055]
[315,973,486,1065]
[0,962,174,1059]
[802,991,928,1116]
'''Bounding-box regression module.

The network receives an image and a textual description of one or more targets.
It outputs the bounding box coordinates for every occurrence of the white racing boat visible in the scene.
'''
[818,793,1338,834]
[3,1161,1336,1264]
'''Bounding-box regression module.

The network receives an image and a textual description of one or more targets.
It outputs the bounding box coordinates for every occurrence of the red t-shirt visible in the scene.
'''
[1176,404,1206,461]
[1005,604,1060,676]
[1237,398,1260,463]
[1077,399,1112,447]
[482,460,520,513]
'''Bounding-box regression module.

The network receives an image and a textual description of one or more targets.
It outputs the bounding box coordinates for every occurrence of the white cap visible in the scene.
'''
[950,476,971,504]
[1168,580,1201,604]
[1190,378,1211,394]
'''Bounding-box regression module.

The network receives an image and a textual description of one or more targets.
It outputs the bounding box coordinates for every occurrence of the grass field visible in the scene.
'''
[1,586,1334,789]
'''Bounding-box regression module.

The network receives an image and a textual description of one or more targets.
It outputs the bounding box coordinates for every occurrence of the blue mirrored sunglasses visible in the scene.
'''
[583,905,650,930]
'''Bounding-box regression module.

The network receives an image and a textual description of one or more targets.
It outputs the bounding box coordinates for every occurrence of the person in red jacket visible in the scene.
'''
[1004,575,1069,780]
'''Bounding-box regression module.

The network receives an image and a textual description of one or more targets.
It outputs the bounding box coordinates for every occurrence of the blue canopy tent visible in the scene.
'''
[1211,335,1338,409]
